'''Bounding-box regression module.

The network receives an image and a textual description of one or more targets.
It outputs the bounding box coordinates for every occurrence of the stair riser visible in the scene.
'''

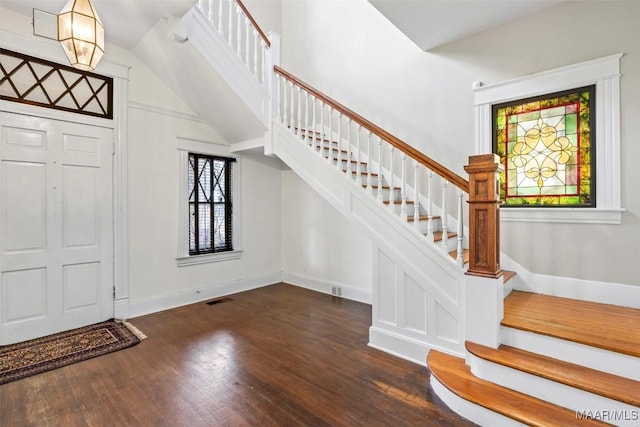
[438,233,461,253]
[414,217,442,235]
[468,353,638,426]
[368,187,401,201]
[501,327,640,381]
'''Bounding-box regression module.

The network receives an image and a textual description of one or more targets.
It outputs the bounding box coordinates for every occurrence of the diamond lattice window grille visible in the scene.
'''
[0,48,112,119]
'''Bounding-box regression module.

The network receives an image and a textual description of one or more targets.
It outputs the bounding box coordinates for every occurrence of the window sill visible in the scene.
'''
[500,208,625,224]
[176,249,243,267]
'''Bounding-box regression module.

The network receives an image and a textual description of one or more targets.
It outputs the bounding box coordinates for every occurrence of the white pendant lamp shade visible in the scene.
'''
[58,0,104,71]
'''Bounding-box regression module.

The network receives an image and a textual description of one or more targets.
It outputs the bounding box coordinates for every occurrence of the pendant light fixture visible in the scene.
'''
[57,0,104,71]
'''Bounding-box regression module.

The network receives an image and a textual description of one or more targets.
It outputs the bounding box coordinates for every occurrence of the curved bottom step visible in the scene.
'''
[427,350,609,427]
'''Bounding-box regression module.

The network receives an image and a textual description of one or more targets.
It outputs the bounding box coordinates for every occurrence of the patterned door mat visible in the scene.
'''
[0,320,145,385]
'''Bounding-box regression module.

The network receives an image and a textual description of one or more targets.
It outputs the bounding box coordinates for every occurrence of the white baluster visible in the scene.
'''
[441,180,449,250]
[236,6,242,57]
[336,113,343,170]
[388,145,395,212]
[289,81,295,131]
[355,125,362,186]
[276,74,282,124]
[304,91,310,144]
[296,86,302,137]
[281,76,287,125]
[319,102,325,157]
[376,138,384,204]
[346,120,353,175]
[218,0,223,33]
[456,190,464,267]
[413,162,420,229]
[244,17,250,65]
[312,95,317,150]
[260,40,267,83]
[253,30,258,77]
[227,0,233,47]
[426,170,434,241]
[366,132,373,195]
[400,153,407,220]
[328,107,333,164]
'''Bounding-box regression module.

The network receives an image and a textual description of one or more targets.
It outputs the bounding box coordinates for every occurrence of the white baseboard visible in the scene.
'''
[126,271,283,319]
[114,297,130,319]
[501,253,640,309]
[282,272,372,304]
[368,326,430,366]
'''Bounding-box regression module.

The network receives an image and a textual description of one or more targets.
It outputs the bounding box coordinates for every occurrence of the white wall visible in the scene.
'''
[242,0,282,35]
[127,108,282,303]
[281,170,373,302]
[280,0,640,287]
[123,55,283,308]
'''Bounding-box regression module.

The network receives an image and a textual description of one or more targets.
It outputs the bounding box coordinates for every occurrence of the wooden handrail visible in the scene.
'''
[235,0,271,48]
[274,65,469,192]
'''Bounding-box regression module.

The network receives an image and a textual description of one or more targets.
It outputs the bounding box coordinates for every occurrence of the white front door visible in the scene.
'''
[0,111,113,345]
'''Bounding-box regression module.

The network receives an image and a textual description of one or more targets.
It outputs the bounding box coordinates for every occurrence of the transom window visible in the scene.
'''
[188,153,235,255]
[493,86,595,207]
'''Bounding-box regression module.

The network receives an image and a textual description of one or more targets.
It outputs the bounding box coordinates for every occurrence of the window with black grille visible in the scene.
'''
[188,153,235,255]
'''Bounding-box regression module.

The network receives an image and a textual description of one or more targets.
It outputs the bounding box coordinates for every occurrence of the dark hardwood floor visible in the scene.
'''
[0,283,474,426]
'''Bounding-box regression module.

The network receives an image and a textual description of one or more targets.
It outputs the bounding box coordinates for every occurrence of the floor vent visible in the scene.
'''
[206,297,232,306]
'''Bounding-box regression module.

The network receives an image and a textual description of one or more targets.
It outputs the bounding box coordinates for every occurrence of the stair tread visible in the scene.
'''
[406,215,441,222]
[427,350,609,427]
[448,249,469,264]
[502,270,516,283]
[362,184,393,190]
[382,200,415,205]
[433,230,456,241]
[466,341,640,407]
[317,147,349,154]
[503,291,640,358]
[327,158,368,165]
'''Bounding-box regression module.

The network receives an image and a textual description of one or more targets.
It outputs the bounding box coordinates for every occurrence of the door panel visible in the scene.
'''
[2,160,47,253]
[0,111,113,345]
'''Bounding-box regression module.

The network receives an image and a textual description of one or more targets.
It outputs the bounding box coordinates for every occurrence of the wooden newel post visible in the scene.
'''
[464,154,503,279]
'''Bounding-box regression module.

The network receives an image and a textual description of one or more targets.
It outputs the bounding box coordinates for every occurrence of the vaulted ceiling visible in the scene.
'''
[368,0,565,50]
[2,0,565,52]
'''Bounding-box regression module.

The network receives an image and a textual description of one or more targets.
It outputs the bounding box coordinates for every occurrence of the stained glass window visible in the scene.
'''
[492,86,595,207]
[188,153,235,254]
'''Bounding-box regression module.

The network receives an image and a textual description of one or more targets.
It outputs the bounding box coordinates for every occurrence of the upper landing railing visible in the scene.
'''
[197,0,271,84]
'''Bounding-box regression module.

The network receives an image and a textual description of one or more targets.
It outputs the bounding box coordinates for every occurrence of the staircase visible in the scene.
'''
[429,291,640,426]
[142,1,639,426]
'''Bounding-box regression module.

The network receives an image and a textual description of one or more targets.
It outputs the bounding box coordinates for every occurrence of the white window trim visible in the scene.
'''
[176,137,242,266]
[473,53,625,224]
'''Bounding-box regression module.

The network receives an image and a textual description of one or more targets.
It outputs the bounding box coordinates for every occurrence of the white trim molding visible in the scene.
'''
[176,137,243,265]
[474,53,624,224]
[127,271,282,318]
[282,272,372,304]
